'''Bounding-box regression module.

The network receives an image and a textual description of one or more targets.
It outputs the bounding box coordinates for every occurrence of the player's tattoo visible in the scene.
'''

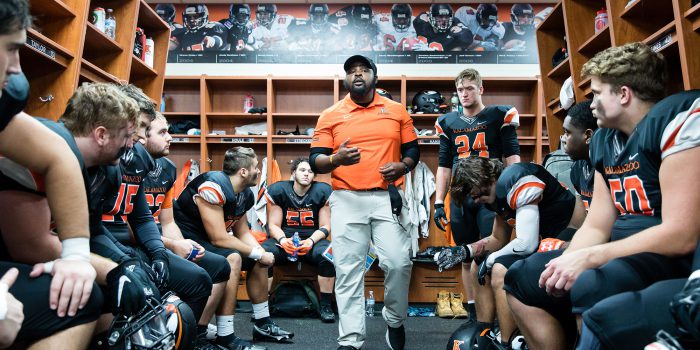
[470,237,491,260]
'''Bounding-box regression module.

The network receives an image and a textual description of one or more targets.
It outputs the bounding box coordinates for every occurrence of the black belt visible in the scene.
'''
[354,187,386,192]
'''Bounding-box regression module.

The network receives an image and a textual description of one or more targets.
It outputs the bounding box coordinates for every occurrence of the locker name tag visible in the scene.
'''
[27,37,56,60]
[222,138,254,143]
[286,138,312,144]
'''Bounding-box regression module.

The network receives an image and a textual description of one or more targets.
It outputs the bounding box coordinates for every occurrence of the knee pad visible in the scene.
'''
[318,260,335,278]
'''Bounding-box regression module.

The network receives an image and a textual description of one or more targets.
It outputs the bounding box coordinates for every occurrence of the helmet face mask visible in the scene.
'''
[352,5,373,30]
[477,4,499,30]
[230,4,251,28]
[256,4,277,28]
[309,4,329,31]
[511,4,534,33]
[107,297,175,350]
[429,4,453,33]
[413,90,445,114]
[183,5,209,31]
[155,4,175,24]
[391,4,412,33]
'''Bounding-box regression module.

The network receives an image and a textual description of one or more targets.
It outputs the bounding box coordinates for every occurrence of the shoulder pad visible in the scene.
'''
[197,180,226,206]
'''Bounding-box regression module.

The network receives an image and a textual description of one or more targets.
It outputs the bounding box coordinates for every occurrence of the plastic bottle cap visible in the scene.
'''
[597,8,607,15]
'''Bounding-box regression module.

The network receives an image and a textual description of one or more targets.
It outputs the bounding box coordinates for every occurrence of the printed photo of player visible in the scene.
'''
[251,4,294,50]
[455,4,505,51]
[502,4,536,51]
[337,4,378,51]
[374,4,418,51]
[219,4,255,51]
[287,4,341,51]
[413,4,474,51]
[172,4,227,51]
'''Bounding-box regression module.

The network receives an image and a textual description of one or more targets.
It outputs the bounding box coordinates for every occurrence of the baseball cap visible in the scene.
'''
[344,55,377,75]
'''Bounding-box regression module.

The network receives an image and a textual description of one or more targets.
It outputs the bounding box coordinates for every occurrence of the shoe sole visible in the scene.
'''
[385,329,404,350]
[252,330,294,342]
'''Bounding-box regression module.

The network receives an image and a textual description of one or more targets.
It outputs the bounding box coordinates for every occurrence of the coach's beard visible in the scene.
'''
[345,80,374,101]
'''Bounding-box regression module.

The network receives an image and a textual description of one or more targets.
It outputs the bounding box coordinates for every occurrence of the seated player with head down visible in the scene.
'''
[435,156,586,349]
[260,157,335,323]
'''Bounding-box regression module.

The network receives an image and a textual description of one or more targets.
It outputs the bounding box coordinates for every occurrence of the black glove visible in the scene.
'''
[435,246,469,272]
[477,258,492,286]
[150,251,170,289]
[671,276,700,341]
[106,258,161,316]
[433,203,448,231]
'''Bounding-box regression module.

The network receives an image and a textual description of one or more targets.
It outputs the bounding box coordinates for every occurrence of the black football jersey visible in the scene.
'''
[493,162,576,237]
[142,157,177,226]
[412,14,473,51]
[570,159,594,210]
[174,171,255,240]
[174,22,227,51]
[0,73,29,132]
[436,105,521,168]
[501,22,536,51]
[266,181,332,239]
[287,20,341,51]
[218,19,254,50]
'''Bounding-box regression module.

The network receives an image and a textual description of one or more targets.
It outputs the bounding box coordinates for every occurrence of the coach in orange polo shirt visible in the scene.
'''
[310,55,419,350]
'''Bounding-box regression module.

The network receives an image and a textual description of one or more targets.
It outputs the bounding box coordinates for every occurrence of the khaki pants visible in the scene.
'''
[330,190,413,348]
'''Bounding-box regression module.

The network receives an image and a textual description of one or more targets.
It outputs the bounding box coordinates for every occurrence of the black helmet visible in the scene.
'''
[445,321,480,350]
[376,88,393,101]
[256,4,278,27]
[183,4,209,31]
[308,4,329,31]
[391,4,412,33]
[351,4,373,30]
[429,4,453,33]
[476,4,499,30]
[155,4,176,24]
[229,4,251,28]
[511,4,535,32]
[413,90,445,114]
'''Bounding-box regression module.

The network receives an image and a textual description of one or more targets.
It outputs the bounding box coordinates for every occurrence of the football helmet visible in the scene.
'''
[376,88,393,101]
[391,4,412,33]
[476,4,499,30]
[256,4,277,28]
[182,4,209,31]
[413,90,445,114]
[445,321,479,350]
[429,4,453,33]
[308,4,329,31]
[351,4,373,30]
[511,4,535,33]
[229,4,251,28]
[671,277,700,341]
[155,4,176,24]
[97,296,176,350]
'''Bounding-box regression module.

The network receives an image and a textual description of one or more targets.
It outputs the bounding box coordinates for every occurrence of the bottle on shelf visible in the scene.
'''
[160,94,166,113]
[243,94,254,113]
[594,8,608,34]
[91,7,106,33]
[288,232,301,262]
[104,9,116,39]
[366,290,375,317]
[450,92,459,113]
[144,37,155,68]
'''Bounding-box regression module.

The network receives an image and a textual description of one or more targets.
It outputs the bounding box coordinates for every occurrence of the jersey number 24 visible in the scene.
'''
[456,132,489,158]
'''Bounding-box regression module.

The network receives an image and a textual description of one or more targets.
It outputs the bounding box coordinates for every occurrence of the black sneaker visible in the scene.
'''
[319,303,336,323]
[194,335,225,350]
[385,325,405,350]
[216,334,267,350]
[253,320,294,342]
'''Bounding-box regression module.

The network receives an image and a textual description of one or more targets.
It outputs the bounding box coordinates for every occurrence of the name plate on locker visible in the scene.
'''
[286,137,312,144]
[418,138,440,145]
[27,37,56,60]
[222,137,255,143]
[171,137,189,143]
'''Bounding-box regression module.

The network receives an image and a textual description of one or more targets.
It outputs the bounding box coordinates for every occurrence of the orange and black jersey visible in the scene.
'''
[266,180,332,239]
[570,159,594,210]
[143,157,177,228]
[174,171,255,240]
[412,14,473,51]
[0,73,28,132]
[435,105,520,168]
[492,162,575,237]
[102,143,156,226]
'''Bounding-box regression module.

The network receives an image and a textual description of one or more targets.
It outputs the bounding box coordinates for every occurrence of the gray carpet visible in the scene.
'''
[233,304,468,350]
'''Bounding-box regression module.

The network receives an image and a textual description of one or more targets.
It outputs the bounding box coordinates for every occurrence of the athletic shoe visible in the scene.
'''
[451,293,469,318]
[216,334,267,350]
[319,303,336,323]
[194,335,226,350]
[436,290,455,318]
[253,320,294,342]
[385,325,405,350]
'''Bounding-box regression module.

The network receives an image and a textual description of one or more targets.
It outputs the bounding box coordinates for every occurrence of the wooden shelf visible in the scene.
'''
[417,136,440,146]
[271,113,319,118]
[131,55,158,78]
[30,0,76,18]
[170,135,201,143]
[537,2,564,31]
[547,57,570,79]
[643,21,677,53]
[547,97,561,109]
[206,135,267,144]
[163,112,200,117]
[577,25,611,54]
[553,104,567,117]
[271,135,313,145]
[80,58,119,84]
[620,0,644,18]
[207,112,267,119]
[520,114,536,118]
[685,2,700,19]
[24,28,74,67]
[85,22,122,54]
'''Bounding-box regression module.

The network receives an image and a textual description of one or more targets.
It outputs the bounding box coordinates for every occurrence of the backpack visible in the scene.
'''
[542,149,575,195]
[269,280,320,318]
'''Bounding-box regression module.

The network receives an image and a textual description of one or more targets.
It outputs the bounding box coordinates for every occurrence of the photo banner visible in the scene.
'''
[155,3,553,65]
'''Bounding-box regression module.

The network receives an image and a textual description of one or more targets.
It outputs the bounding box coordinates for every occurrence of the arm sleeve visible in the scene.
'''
[506,175,545,210]
[660,98,700,159]
[487,204,540,266]
[90,225,132,263]
[127,185,166,258]
[401,140,420,165]
[501,125,521,157]
[436,118,454,168]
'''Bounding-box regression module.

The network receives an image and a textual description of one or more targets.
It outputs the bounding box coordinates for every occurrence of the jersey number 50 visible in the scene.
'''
[608,175,653,216]
[456,132,489,158]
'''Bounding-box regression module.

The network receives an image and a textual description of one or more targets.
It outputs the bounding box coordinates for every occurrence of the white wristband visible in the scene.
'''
[248,246,264,261]
[60,237,91,262]
[0,282,8,320]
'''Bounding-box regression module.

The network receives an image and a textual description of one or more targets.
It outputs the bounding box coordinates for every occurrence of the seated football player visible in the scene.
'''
[174,147,294,347]
[435,156,586,348]
[503,43,699,350]
[260,157,335,322]
[561,100,597,211]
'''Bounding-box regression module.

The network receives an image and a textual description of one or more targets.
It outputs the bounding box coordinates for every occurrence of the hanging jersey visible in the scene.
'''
[174,171,255,240]
[0,73,29,132]
[493,162,575,237]
[454,6,505,42]
[143,157,177,227]
[435,105,520,168]
[412,14,473,51]
[570,159,594,210]
[266,181,332,239]
[374,13,417,51]
[218,19,254,50]
[251,15,294,50]
[174,22,227,51]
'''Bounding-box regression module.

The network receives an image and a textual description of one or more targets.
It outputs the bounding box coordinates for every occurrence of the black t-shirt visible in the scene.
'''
[266,180,332,239]
[436,105,521,168]
[0,73,29,132]
[142,157,177,228]
[570,159,594,210]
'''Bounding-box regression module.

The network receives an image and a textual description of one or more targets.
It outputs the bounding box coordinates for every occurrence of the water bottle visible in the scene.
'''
[288,232,300,262]
[450,92,459,112]
[366,290,375,317]
[105,9,116,39]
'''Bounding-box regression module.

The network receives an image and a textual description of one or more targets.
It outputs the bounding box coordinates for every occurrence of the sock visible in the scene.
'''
[320,292,333,305]
[253,302,271,326]
[216,315,234,338]
[466,301,476,320]
[476,322,494,349]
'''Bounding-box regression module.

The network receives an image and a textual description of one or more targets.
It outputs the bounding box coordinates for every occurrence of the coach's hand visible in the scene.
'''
[433,203,448,231]
[333,138,360,166]
[379,162,405,183]
[30,259,96,318]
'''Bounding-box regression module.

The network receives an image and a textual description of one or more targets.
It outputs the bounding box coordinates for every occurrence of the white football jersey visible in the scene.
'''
[251,14,294,50]
[455,6,505,41]
[373,13,417,51]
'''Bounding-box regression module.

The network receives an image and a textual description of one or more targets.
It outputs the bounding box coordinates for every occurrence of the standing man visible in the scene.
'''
[433,68,520,321]
[310,55,419,350]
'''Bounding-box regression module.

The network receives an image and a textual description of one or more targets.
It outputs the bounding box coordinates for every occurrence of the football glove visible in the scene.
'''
[671,275,700,341]
[435,246,469,272]
[106,258,161,316]
[477,258,492,286]
[433,203,448,231]
[149,251,170,289]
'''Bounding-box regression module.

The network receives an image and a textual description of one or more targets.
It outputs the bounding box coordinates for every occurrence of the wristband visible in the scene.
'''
[248,246,264,261]
[329,154,335,166]
[402,161,410,174]
[318,227,329,238]
[0,282,7,320]
[60,237,91,262]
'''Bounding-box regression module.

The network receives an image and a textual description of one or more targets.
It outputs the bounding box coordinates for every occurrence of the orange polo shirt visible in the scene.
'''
[311,92,417,191]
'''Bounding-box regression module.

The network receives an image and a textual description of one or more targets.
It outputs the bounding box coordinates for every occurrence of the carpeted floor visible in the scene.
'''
[231,303,468,350]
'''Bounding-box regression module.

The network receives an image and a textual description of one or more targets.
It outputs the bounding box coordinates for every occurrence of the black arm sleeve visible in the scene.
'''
[438,137,453,168]
[400,140,420,166]
[127,185,167,259]
[501,125,521,157]
[309,146,333,174]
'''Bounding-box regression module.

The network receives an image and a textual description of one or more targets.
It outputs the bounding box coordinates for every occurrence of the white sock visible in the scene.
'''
[252,302,270,320]
[216,315,234,337]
